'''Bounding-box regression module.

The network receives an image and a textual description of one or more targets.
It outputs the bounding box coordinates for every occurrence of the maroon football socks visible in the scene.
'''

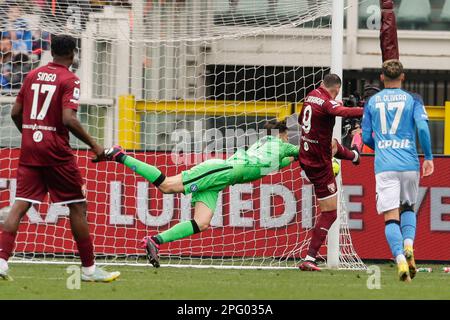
[0,230,16,261]
[307,209,337,259]
[75,236,95,267]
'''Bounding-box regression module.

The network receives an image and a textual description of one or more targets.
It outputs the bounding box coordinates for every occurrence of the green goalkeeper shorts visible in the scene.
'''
[182,159,235,212]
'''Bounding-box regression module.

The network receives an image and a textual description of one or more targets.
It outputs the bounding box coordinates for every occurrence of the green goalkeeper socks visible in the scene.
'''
[156,220,201,244]
[122,156,165,186]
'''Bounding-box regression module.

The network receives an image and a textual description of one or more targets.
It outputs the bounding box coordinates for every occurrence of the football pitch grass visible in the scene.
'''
[1,263,449,300]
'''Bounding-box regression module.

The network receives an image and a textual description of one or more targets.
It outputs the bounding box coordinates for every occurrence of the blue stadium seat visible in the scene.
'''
[440,0,450,22]
[397,0,431,26]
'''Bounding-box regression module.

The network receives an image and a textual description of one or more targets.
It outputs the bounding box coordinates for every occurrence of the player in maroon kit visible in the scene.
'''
[298,74,364,271]
[0,35,120,282]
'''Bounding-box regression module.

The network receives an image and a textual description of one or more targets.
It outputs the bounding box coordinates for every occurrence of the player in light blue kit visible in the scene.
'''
[362,60,434,282]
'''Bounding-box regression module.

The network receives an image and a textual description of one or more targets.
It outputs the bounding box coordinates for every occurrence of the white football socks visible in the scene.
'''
[404,239,414,247]
[395,254,407,264]
[305,255,316,262]
[82,265,96,276]
[0,258,8,272]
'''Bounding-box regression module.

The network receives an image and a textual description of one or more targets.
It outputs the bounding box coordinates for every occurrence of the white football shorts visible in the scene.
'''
[375,171,420,214]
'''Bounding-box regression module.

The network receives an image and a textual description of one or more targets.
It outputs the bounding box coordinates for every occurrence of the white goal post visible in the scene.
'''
[0,0,365,270]
[327,0,344,269]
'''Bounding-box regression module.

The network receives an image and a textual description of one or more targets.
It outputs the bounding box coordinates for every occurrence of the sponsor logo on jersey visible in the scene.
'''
[378,139,411,149]
[33,130,43,143]
[301,136,319,144]
[73,87,80,100]
[23,124,56,132]
[190,184,198,192]
[303,141,309,151]
[70,87,81,104]
[327,183,336,194]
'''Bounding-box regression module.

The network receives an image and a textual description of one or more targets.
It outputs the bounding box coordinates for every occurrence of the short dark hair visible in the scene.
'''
[323,73,342,88]
[382,59,404,80]
[51,34,77,58]
[1,34,12,41]
[264,119,288,135]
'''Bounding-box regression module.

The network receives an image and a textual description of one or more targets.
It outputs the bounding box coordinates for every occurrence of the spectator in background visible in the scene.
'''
[351,83,381,153]
[32,0,46,10]
[350,123,364,152]
[32,30,51,61]
[0,35,31,89]
[0,35,14,88]
[2,2,32,53]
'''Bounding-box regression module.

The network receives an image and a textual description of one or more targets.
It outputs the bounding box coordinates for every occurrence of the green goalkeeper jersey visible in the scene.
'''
[225,135,299,183]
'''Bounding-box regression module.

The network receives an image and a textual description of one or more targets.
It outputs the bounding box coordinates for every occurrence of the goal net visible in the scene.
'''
[0,0,365,270]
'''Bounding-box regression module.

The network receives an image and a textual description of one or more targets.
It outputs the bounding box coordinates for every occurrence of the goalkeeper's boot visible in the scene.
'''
[404,245,417,280]
[142,236,160,268]
[299,260,321,271]
[104,145,126,162]
[350,146,361,166]
[81,267,121,283]
[397,260,411,282]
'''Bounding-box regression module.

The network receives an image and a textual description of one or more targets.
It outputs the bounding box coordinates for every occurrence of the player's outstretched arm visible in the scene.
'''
[11,101,23,133]
[275,142,299,169]
[325,101,364,118]
[279,157,295,169]
[62,108,104,161]
[284,142,300,159]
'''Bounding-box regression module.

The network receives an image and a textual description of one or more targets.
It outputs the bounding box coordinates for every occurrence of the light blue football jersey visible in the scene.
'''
[362,88,429,174]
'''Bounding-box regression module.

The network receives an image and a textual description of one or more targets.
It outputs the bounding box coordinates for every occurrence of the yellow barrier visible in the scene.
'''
[445,102,450,155]
[119,95,450,154]
[118,95,141,149]
[118,96,291,149]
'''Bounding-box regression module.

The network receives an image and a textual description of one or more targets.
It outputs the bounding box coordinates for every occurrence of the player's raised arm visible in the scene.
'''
[412,95,434,177]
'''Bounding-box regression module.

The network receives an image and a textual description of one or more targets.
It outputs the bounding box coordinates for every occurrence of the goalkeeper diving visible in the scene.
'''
[101,119,348,268]
[101,120,299,267]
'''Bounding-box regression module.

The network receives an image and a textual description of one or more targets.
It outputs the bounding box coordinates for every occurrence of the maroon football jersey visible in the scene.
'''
[16,62,80,166]
[299,86,363,168]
